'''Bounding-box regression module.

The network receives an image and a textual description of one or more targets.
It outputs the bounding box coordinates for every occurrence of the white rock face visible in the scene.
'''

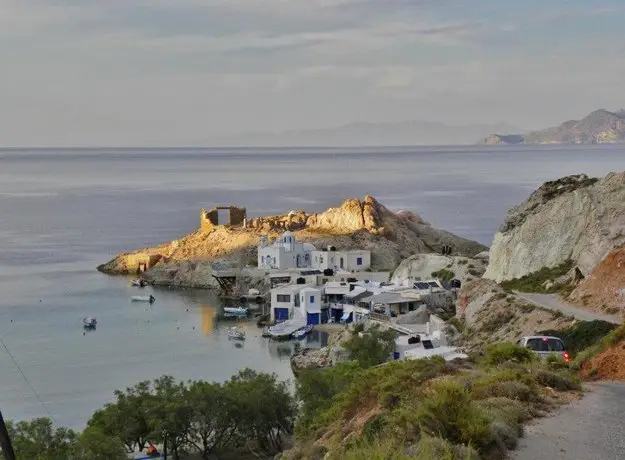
[484,172,625,282]
[391,254,487,285]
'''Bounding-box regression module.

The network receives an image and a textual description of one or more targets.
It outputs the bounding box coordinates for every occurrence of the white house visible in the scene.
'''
[270,283,319,322]
[258,231,316,270]
[298,287,322,325]
[310,249,371,272]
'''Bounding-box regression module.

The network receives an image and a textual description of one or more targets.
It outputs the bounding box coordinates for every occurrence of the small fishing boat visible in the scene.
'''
[131,295,155,303]
[224,306,248,316]
[83,317,97,329]
[131,279,147,287]
[228,326,246,340]
[291,324,314,339]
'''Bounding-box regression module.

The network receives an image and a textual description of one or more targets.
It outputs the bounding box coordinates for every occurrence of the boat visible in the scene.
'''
[83,317,97,329]
[131,279,147,287]
[228,326,246,340]
[291,324,314,339]
[131,295,155,303]
[224,306,248,316]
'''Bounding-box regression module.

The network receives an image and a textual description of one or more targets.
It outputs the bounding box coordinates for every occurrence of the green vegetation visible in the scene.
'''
[4,369,296,460]
[287,345,581,460]
[574,323,625,368]
[539,320,618,357]
[431,268,455,281]
[342,324,397,368]
[500,260,574,293]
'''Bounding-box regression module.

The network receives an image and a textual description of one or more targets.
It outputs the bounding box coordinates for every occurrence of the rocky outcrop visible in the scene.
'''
[458,279,577,349]
[479,134,524,145]
[290,326,354,374]
[391,253,488,285]
[98,196,487,286]
[568,247,625,319]
[484,172,625,282]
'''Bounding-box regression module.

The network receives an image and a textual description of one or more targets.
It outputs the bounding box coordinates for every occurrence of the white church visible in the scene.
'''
[257,231,371,272]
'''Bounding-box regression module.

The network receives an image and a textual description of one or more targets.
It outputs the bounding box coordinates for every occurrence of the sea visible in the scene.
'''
[1,145,624,429]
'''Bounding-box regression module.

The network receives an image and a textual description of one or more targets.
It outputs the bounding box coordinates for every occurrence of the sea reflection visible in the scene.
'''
[199,304,217,336]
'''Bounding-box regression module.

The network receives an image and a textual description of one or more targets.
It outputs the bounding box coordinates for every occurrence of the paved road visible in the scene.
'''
[514,292,621,324]
[511,382,625,460]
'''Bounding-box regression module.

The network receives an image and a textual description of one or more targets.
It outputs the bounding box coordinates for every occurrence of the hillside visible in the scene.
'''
[484,171,625,283]
[479,109,625,145]
[98,196,486,287]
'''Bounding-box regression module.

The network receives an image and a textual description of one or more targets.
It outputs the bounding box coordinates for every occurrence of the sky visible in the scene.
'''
[1,0,624,146]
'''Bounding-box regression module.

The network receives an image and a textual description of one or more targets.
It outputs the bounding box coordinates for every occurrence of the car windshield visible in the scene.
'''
[526,338,565,352]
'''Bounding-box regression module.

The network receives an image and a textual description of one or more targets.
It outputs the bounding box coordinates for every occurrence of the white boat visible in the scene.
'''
[228,326,246,340]
[224,306,248,316]
[83,317,97,329]
[131,279,146,287]
[131,295,155,303]
[292,324,314,339]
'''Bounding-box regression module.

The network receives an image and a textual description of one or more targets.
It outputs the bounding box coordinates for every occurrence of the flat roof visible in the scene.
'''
[271,283,314,294]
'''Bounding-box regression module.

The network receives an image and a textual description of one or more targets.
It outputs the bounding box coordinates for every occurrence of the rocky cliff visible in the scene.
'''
[391,252,489,285]
[478,109,625,145]
[568,247,625,319]
[98,196,486,285]
[484,172,625,282]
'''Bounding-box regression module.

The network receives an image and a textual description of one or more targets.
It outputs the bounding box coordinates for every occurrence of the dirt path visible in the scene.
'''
[514,292,621,324]
[511,382,625,460]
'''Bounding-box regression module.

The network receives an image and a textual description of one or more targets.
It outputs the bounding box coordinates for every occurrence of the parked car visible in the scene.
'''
[516,335,570,363]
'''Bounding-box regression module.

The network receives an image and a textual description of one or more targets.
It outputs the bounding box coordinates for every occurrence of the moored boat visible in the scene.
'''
[131,295,155,303]
[291,324,314,339]
[228,326,246,340]
[224,306,248,316]
[83,317,97,329]
[131,279,147,287]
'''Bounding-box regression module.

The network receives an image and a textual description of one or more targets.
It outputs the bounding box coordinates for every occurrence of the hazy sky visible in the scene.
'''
[1,0,624,146]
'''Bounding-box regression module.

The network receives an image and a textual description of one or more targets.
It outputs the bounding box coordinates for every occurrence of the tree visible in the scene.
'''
[87,380,155,453]
[185,381,239,458]
[5,418,78,460]
[75,426,127,460]
[148,376,192,460]
[224,369,297,454]
[343,325,396,368]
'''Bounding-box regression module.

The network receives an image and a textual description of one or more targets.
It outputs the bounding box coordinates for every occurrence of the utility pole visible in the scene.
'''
[0,410,16,460]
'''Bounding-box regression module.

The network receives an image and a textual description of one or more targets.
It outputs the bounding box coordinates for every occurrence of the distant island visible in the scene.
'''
[479,108,625,145]
[206,120,522,147]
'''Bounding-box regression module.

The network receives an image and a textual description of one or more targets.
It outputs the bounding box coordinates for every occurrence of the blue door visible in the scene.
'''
[274,308,289,321]
[307,313,320,325]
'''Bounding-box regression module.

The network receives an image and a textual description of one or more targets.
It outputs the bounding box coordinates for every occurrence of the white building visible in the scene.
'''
[270,284,311,322]
[258,231,316,270]
[310,249,371,272]
[298,287,322,324]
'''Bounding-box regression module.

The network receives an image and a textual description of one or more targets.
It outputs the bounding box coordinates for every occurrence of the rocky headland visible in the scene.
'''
[484,172,625,283]
[97,196,486,288]
[479,109,625,145]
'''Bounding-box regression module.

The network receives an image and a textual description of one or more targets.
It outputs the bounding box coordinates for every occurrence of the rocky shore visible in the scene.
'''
[98,196,486,288]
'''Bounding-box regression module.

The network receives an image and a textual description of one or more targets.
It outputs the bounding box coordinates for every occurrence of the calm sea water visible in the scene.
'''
[1,145,624,428]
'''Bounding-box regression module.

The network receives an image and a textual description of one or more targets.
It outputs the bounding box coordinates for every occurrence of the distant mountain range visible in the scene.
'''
[480,109,625,145]
[207,121,522,147]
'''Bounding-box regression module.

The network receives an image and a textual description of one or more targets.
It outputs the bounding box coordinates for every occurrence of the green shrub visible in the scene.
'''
[416,381,492,448]
[432,268,456,281]
[500,260,574,293]
[446,316,466,334]
[574,323,625,367]
[533,368,581,391]
[483,343,535,366]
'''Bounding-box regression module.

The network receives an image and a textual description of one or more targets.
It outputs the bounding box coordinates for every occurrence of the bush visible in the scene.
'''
[533,368,581,391]
[431,268,455,281]
[416,381,492,448]
[574,323,625,367]
[500,260,574,293]
[343,325,396,368]
[446,316,466,334]
[483,343,535,366]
